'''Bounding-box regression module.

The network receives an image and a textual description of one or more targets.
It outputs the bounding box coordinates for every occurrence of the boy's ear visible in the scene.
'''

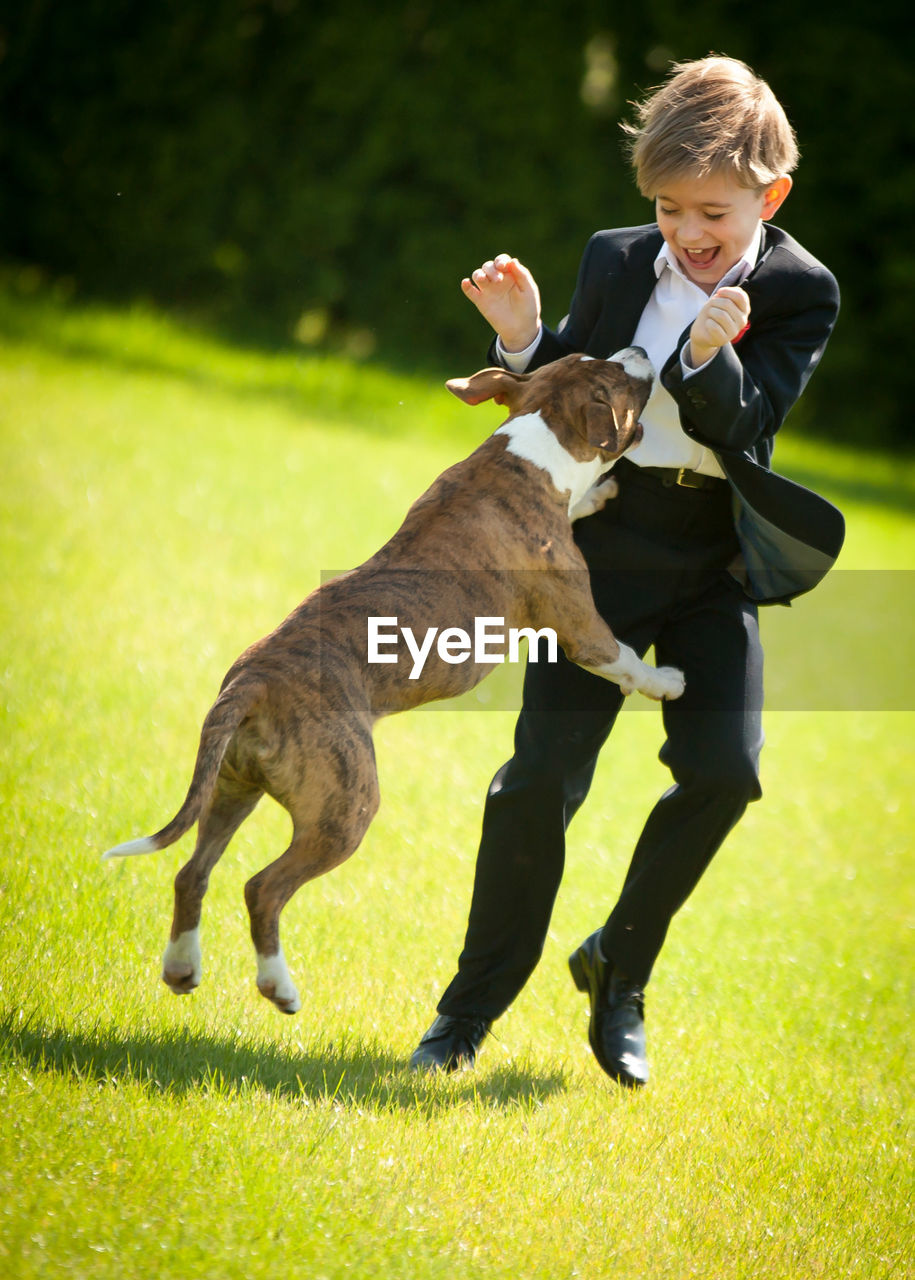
[760,175,793,221]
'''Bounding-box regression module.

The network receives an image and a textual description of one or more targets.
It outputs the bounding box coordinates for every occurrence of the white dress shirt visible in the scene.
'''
[496,224,762,477]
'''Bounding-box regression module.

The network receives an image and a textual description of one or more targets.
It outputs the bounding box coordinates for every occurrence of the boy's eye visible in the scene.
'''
[658,206,727,221]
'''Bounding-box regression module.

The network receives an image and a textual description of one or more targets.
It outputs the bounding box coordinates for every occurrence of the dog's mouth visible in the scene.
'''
[600,420,643,458]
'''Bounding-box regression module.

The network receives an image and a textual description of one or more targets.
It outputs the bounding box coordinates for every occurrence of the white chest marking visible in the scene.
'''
[495,411,604,518]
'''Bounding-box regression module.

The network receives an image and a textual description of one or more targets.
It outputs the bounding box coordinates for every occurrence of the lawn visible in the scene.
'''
[0,285,912,1279]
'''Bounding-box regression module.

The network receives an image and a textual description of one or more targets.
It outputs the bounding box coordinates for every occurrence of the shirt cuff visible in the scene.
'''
[680,339,716,377]
[496,327,543,372]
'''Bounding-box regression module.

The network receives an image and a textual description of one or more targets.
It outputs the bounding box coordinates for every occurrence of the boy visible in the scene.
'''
[410,57,842,1085]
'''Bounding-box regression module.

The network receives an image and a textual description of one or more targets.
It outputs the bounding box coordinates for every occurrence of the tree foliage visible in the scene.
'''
[1,0,911,441]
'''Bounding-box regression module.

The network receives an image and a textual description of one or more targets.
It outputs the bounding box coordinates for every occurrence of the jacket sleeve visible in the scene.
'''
[662,257,840,455]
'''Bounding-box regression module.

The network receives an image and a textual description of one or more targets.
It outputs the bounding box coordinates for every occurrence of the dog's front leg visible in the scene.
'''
[548,590,685,702]
[583,641,686,701]
[569,475,619,523]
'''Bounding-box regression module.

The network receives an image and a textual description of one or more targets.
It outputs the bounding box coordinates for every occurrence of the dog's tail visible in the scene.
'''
[102,675,264,860]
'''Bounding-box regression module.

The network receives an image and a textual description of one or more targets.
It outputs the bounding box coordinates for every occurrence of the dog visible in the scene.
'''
[104,348,685,1014]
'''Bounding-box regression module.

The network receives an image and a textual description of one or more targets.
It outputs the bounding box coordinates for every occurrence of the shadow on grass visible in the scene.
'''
[0,1008,567,1112]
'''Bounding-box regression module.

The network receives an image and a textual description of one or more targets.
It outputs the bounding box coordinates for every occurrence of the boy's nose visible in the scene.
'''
[678,217,706,244]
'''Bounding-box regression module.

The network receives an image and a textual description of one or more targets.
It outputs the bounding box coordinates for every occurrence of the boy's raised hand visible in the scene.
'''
[689,286,751,368]
[461,254,541,353]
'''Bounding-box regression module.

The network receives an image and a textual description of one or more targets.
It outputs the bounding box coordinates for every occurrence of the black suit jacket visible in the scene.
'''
[491,223,844,604]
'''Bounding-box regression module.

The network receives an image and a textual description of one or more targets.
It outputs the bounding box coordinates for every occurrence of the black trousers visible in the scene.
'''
[437,459,765,1018]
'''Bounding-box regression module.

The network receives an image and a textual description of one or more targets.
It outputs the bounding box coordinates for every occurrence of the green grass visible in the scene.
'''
[0,287,912,1279]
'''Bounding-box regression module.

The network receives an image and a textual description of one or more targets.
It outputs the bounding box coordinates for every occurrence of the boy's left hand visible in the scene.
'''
[689,286,751,368]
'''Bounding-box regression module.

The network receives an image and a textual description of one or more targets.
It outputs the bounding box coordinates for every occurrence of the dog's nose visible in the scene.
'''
[609,346,655,386]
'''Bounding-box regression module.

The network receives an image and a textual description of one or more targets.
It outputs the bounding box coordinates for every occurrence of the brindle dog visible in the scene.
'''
[104,350,684,1014]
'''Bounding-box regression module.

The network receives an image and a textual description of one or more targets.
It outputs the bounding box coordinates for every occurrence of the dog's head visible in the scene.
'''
[446,348,654,460]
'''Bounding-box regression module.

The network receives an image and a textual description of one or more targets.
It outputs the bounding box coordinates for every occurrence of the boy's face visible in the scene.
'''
[654,171,791,292]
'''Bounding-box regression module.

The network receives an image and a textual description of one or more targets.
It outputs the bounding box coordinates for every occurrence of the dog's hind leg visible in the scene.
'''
[245,764,380,1015]
[162,776,262,995]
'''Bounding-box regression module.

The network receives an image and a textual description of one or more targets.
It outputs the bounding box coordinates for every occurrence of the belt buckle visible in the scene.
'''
[676,467,704,489]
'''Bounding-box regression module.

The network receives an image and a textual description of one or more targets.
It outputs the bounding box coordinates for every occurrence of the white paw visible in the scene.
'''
[569,476,619,522]
[587,644,685,702]
[644,665,686,701]
[256,950,301,1014]
[162,929,202,994]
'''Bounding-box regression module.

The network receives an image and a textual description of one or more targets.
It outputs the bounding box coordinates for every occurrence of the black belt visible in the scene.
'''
[617,458,726,492]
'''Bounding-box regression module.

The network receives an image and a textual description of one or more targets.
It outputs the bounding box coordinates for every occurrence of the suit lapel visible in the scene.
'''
[598,230,662,355]
[744,222,776,282]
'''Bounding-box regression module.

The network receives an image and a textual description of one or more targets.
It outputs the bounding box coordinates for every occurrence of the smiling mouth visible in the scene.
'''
[682,246,720,270]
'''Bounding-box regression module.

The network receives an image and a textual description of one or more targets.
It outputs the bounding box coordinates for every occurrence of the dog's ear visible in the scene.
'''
[583,394,641,455]
[446,367,530,411]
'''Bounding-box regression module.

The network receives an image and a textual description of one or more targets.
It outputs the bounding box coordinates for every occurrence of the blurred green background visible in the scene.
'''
[1,1,912,443]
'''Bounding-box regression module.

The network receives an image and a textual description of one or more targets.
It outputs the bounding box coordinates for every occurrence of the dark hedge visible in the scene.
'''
[1,0,912,442]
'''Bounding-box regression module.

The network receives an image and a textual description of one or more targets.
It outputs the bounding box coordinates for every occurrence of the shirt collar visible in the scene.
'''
[653,222,763,289]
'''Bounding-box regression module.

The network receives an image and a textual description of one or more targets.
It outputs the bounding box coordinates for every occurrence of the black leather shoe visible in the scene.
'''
[569,930,649,1087]
[409,1013,491,1073]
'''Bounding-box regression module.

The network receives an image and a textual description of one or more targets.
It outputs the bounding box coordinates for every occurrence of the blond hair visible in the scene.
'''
[623,56,799,197]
